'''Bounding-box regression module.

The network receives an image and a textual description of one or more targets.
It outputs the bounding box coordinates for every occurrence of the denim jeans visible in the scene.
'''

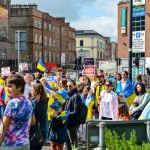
[0,106,4,119]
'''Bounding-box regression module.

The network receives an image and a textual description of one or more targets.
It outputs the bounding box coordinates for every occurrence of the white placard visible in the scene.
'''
[19,63,28,71]
[1,67,10,75]
[132,31,145,53]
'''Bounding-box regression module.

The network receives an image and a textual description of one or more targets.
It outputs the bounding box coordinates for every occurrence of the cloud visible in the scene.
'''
[11,0,118,40]
[71,16,117,42]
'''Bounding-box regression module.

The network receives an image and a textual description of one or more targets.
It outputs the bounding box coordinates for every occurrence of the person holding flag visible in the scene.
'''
[116,71,135,107]
[49,100,69,150]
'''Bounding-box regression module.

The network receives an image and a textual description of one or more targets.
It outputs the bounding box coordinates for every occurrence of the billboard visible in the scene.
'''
[133,0,145,6]
[132,31,145,52]
[0,7,8,39]
[133,6,145,17]
[121,8,127,34]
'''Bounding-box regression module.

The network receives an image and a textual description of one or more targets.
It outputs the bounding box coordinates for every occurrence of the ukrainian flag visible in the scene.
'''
[95,84,105,107]
[84,95,95,119]
[52,89,68,104]
[116,79,135,106]
[37,59,47,72]
[59,110,70,124]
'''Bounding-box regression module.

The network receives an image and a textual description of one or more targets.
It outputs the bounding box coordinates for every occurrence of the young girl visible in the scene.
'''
[118,104,130,120]
[50,100,68,150]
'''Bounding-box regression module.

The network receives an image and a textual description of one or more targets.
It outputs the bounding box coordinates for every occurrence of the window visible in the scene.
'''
[33,19,37,27]
[39,35,41,43]
[44,51,47,62]
[49,51,51,62]
[44,22,47,30]
[80,40,83,46]
[132,16,145,31]
[35,51,38,61]
[38,20,42,29]
[44,36,47,46]
[15,31,26,51]
[49,24,51,31]
[35,34,37,43]
[2,0,6,5]
[49,37,51,46]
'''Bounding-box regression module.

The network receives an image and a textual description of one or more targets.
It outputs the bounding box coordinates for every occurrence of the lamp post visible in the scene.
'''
[17,30,20,72]
[129,0,133,81]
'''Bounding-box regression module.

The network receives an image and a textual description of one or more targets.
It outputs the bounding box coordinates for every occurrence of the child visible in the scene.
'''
[118,104,130,120]
[49,100,68,150]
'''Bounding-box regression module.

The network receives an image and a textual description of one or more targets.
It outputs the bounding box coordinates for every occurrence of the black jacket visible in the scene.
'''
[65,88,81,127]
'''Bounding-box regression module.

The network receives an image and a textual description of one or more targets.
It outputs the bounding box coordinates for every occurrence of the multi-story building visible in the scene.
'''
[0,0,10,68]
[118,0,149,77]
[76,30,113,67]
[8,4,76,71]
[111,42,118,61]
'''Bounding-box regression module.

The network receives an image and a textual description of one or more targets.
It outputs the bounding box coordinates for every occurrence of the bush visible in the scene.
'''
[105,129,150,150]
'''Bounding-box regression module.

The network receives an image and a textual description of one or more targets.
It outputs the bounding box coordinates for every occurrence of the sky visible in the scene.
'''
[11,0,119,42]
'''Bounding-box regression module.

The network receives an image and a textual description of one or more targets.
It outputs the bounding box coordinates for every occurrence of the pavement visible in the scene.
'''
[42,146,50,150]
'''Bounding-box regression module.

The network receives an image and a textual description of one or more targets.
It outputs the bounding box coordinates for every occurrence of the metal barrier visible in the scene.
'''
[86,119,150,150]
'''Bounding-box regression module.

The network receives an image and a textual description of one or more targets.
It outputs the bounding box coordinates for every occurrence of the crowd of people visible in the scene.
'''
[0,68,150,150]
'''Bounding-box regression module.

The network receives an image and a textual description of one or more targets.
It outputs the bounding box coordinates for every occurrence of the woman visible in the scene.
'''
[99,80,118,120]
[30,83,48,150]
[129,83,150,120]
[0,75,35,150]
[116,71,135,107]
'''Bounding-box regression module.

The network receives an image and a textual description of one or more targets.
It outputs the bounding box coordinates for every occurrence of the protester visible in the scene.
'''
[129,83,150,120]
[30,83,48,150]
[99,80,118,120]
[49,100,68,150]
[0,74,35,150]
[116,71,135,107]
[133,75,143,91]
[94,74,105,119]
[65,80,81,150]
[118,104,130,120]
[24,74,32,99]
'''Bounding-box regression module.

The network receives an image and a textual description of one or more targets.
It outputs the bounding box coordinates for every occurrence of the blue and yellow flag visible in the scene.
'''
[52,89,68,104]
[116,79,135,106]
[37,59,47,72]
[59,110,70,124]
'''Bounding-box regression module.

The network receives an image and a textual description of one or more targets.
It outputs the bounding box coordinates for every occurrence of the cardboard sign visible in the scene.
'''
[19,63,28,71]
[83,66,95,75]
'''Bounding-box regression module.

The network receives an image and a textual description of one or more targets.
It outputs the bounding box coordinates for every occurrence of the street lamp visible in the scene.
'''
[128,0,133,81]
[17,30,20,72]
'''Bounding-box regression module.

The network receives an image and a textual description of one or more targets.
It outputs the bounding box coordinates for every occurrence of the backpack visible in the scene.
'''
[76,100,88,124]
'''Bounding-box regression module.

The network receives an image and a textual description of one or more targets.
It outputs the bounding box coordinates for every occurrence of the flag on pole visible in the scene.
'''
[37,59,47,72]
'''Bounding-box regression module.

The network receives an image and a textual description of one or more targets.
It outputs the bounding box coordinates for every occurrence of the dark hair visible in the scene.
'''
[84,86,91,91]
[122,71,128,77]
[77,83,85,93]
[70,80,76,86]
[118,104,130,118]
[36,73,42,80]
[61,79,67,89]
[32,83,47,103]
[116,73,121,81]
[30,73,35,80]
[135,82,146,96]
[105,80,113,86]
[5,75,26,93]
[137,74,142,82]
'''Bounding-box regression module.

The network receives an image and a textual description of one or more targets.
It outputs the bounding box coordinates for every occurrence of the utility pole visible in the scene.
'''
[17,30,20,72]
[129,0,133,81]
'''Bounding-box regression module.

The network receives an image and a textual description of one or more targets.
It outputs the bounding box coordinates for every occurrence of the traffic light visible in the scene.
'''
[134,57,139,68]
[78,56,82,65]
[118,58,121,66]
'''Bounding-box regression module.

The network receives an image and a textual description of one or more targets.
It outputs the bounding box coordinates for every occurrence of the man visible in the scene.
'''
[65,80,81,150]
[94,74,105,119]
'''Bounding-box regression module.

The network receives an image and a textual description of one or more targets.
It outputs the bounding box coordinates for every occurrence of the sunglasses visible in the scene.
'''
[67,85,72,88]
[105,84,111,87]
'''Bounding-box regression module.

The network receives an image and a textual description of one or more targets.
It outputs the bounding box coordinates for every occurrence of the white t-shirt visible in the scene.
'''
[101,92,112,118]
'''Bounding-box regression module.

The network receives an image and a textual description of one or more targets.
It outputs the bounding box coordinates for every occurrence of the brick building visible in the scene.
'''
[118,0,150,76]
[9,4,76,71]
[0,0,10,68]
